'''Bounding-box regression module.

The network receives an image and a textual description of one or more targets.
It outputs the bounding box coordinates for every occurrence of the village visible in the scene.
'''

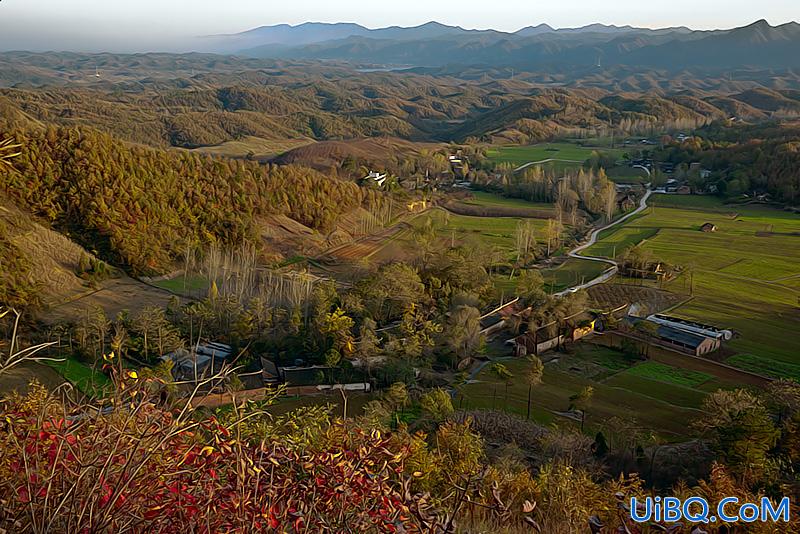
[103,135,772,426]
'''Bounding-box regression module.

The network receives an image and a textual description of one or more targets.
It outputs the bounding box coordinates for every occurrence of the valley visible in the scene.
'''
[2,26,800,530]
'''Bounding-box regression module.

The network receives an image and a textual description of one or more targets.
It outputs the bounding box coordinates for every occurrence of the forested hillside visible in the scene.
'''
[0,126,371,273]
[658,122,800,201]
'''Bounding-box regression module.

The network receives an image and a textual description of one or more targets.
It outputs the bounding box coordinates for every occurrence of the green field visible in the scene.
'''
[541,258,608,292]
[586,193,800,370]
[459,354,705,438]
[460,191,556,212]
[725,354,800,381]
[486,142,624,169]
[606,166,652,183]
[603,373,708,409]
[410,209,547,256]
[624,361,712,388]
[46,356,111,397]
[153,273,210,294]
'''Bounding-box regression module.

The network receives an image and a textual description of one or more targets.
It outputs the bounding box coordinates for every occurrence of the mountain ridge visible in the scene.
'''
[230,20,800,70]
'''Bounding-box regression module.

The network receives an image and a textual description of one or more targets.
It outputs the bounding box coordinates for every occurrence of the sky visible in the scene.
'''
[0,0,798,52]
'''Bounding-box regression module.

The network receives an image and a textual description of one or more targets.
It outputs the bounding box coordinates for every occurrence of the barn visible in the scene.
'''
[655,325,720,356]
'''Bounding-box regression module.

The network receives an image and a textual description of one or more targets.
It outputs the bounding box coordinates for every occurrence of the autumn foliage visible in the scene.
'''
[0,383,439,533]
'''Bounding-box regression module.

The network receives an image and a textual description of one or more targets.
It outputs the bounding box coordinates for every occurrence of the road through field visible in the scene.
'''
[554,187,652,297]
[513,158,583,173]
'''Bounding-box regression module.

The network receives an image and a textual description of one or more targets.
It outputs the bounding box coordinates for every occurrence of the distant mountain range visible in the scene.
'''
[201,19,800,70]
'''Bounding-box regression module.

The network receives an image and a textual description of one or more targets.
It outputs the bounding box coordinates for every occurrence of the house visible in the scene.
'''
[449,155,469,178]
[511,332,564,357]
[619,261,672,282]
[572,318,603,342]
[478,298,524,337]
[700,223,717,233]
[260,359,370,392]
[510,316,601,356]
[161,342,234,382]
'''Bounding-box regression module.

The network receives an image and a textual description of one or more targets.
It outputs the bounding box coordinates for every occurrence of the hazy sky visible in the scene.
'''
[0,0,797,52]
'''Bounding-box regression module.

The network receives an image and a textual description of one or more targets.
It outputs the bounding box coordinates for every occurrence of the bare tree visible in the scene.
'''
[0,308,59,377]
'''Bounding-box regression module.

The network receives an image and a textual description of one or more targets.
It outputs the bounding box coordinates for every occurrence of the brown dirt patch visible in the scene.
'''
[587,283,685,315]
[0,361,66,395]
[43,277,176,325]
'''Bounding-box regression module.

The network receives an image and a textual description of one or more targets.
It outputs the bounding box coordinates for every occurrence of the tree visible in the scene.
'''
[542,219,563,257]
[132,307,182,362]
[633,320,659,359]
[445,305,482,367]
[385,382,409,427]
[489,362,515,409]
[420,388,455,422]
[515,220,538,262]
[693,389,779,485]
[517,269,547,306]
[0,309,57,376]
[388,304,441,364]
[525,355,544,420]
[319,307,355,357]
[358,263,426,323]
[569,386,594,432]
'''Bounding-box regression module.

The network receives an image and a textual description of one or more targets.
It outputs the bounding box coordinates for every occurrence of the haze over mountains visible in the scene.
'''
[202,19,800,70]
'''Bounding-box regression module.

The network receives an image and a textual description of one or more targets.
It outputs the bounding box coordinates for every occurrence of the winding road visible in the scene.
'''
[554,187,652,297]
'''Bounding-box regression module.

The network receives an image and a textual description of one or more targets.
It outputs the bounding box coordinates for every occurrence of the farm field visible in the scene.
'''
[585,193,800,372]
[458,345,715,439]
[606,165,652,183]
[459,191,556,211]
[408,209,548,258]
[486,142,624,169]
[446,191,556,219]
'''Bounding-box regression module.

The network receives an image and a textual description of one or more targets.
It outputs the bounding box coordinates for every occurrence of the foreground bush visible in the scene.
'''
[0,383,439,533]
